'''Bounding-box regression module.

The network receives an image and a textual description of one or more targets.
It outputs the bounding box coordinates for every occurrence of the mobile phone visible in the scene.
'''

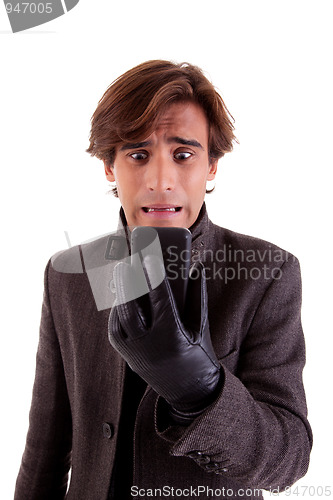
[131,226,192,313]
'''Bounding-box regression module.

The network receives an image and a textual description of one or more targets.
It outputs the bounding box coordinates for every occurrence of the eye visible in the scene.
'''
[174,151,192,161]
[129,151,148,161]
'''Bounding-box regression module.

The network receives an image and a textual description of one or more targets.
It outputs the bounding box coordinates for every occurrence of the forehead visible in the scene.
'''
[116,101,209,154]
[155,101,208,136]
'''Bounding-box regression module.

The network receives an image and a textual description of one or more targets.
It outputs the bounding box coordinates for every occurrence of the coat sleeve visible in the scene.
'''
[14,260,72,500]
[155,256,312,491]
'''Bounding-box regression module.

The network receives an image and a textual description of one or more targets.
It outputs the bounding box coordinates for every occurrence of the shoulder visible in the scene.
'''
[49,231,129,276]
[205,221,302,314]
[45,232,129,312]
[208,220,299,268]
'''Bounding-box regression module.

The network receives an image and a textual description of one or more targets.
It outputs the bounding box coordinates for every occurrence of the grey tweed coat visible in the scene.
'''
[14,205,312,499]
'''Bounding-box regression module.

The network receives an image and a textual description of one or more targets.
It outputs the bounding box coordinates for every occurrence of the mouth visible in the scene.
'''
[142,205,182,213]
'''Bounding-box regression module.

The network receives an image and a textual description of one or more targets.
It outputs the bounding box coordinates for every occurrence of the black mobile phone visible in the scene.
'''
[131,226,192,314]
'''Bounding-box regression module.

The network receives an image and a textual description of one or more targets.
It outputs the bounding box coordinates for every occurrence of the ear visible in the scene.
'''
[207,160,217,181]
[103,160,115,182]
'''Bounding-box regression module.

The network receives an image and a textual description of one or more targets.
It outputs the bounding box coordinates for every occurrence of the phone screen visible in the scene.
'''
[131,226,192,313]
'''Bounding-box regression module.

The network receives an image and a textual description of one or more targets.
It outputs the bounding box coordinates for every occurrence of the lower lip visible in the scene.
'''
[141,208,182,219]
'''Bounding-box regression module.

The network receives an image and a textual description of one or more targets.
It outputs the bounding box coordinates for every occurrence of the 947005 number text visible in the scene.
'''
[5,2,53,14]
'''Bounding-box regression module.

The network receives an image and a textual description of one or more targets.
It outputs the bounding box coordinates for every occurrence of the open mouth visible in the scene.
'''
[142,207,182,213]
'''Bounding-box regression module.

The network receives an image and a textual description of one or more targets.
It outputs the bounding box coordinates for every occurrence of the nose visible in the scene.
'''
[145,153,176,192]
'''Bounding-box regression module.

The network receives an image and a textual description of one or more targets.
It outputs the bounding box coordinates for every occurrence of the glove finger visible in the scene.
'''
[184,261,208,337]
[142,254,178,322]
[113,261,149,306]
[108,304,124,345]
[112,262,148,338]
[142,253,165,291]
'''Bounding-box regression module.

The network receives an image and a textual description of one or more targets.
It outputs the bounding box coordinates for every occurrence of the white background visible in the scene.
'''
[1,1,332,498]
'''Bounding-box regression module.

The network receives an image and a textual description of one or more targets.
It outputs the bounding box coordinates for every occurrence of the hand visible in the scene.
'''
[108,255,221,413]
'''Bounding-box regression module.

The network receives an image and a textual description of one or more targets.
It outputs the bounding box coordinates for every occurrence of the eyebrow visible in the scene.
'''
[167,136,203,149]
[120,136,204,151]
[120,141,152,151]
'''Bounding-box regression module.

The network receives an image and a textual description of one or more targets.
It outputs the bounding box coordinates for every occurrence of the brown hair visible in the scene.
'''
[87,60,237,196]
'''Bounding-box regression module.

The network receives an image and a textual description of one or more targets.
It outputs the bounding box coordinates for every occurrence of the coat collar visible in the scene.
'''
[188,202,210,250]
[117,202,211,253]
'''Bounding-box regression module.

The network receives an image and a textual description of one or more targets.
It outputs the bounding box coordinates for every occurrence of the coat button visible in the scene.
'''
[187,451,203,459]
[102,422,114,439]
[187,451,210,464]
[204,461,220,471]
[214,467,229,475]
[196,455,211,465]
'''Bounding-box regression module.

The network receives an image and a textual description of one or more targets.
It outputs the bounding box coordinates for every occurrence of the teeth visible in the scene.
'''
[147,207,176,212]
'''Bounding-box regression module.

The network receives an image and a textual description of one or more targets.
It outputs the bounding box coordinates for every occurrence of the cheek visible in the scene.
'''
[186,168,210,191]
[113,166,131,193]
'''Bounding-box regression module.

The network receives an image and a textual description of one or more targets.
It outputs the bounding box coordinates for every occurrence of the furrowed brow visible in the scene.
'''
[167,136,204,149]
[120,140,152,151]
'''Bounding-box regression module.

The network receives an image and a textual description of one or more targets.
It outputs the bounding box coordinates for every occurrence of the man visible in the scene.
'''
[15,60,312,499]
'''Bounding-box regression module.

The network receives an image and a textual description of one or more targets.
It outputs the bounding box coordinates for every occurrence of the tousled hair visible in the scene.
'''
[86,60,237,196]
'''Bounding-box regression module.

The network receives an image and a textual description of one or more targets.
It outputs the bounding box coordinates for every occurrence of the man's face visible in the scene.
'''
[104,101,217,228]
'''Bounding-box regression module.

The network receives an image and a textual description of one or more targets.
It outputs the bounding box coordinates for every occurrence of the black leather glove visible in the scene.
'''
[108,255,221,414]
